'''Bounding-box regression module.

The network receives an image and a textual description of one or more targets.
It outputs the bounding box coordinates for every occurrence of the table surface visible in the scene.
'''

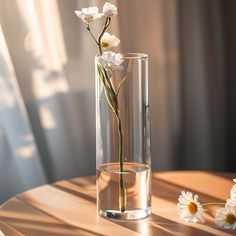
[0,171,235,236]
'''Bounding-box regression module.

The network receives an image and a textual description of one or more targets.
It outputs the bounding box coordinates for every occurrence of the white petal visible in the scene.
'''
[231,185,236,201]
[217,207,227,215]
[113,53,123,65]
[112,37,120,47]
[224,224,232,230]
[102,32,110,41]
[193,194,199,202]
[89,6,99,14]
[186,191,193,200]
[102,2,117,17]
[102,51,114,61]
[178,196,189,204]
[75,6,101,23]
[179,194,189,203]
[179,211,189,218]
[181,190,191,200]
[177,204,187,210]
[81,6,98,15]
[75,11,82,18]
[197,212,205,223]
[100,51,123,69]
[101,33,120,48]
[181,190,187,198]
[215,221,225,227]
[226,199,236,209]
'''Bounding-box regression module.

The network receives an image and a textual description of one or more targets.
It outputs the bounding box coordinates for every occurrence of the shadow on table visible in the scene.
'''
[1,214,104,236]
[0,198,104,236]
[52,173,232,235]
[52,182,96,204]
[0,220,24,236]
[152,176,224,204]
[1,172,233,236]
[150,175,234,235]
[51,179,215,235]
[69,176,96,187]
[107,213,216,236]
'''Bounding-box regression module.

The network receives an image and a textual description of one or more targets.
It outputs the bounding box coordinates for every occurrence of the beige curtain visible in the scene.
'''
[0,0,234,203]
[119,0,229,170]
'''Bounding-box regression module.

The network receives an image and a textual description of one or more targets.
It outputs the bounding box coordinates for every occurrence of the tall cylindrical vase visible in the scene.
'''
[95,53,151,220]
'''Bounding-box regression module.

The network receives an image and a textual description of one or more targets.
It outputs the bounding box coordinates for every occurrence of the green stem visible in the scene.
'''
[98,17,111,56]
[104,69,125,212]
[201,203,225,208]
[97,63,126,212]
[103,68,117,100]
[96,16,126,212]
[115,111,125,212]
[86,24,99,45]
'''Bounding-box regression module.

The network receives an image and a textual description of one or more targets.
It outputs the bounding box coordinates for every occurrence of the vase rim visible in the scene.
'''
[95,53,148,60]
[121,53,148,59]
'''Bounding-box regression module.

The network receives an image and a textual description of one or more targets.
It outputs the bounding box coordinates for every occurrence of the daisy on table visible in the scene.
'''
[177,191,205,223]
[177,179,236,231]
[215,203,236,230]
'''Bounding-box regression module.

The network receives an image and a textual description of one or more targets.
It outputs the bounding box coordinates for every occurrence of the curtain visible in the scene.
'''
[0,0,235,203]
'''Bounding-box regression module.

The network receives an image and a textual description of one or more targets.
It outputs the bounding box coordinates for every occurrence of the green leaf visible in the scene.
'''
[97,64,118,113]
[117,75,127,95]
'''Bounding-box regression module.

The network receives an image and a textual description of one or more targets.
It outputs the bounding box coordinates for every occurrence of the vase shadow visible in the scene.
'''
[106,213,216,236]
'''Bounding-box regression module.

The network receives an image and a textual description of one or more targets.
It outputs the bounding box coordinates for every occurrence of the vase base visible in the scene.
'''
[99,207,151,220]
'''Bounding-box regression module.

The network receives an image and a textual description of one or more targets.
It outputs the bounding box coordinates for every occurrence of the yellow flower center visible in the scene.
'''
[101,42,109,47]
[187,202,198,215]
[226,213,236,224]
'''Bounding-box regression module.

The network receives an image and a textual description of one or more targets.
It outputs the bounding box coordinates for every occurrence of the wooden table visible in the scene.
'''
[0,171,235,236]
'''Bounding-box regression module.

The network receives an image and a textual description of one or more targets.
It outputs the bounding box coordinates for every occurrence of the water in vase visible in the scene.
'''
[97,162,151,219]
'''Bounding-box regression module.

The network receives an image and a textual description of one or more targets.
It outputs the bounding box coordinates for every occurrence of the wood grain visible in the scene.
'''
[0,171,235,236]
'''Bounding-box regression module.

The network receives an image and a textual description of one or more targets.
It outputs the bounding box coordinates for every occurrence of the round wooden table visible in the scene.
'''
[0,171,235,236]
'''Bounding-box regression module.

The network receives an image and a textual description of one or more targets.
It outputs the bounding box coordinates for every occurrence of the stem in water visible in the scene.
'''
[115,112,125,212]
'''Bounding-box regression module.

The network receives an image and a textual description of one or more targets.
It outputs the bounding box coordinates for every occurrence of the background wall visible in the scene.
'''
[0,0,235,204]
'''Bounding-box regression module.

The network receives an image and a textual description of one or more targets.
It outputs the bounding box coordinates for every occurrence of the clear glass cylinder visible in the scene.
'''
[95,53,151,220]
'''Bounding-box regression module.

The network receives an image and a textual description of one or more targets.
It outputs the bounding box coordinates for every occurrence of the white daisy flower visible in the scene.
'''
[231,182,236,201]
[215,205,236,230]
[75,7,102,23]
[101,32,120,48]
[177,191,205,223]
[102,2,117,18]
[226,199,236,211]
[100,51,124,69]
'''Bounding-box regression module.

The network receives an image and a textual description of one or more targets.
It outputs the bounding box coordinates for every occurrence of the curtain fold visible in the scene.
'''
[178,0,227,170]
[0,0,235,203]
[0,24,46,203]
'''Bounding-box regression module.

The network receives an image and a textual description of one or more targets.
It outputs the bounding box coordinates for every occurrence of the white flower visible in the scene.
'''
[215,205,236,230]
[226,199,236,211]
[75,7,102,23]
[177,191,205,223]
[231,181,236,201]
[101,32,120,48]
[100,51,124,69]
[102,2,117,18]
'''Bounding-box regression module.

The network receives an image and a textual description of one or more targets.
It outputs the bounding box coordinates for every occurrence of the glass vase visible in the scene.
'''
[95,53,151,220]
